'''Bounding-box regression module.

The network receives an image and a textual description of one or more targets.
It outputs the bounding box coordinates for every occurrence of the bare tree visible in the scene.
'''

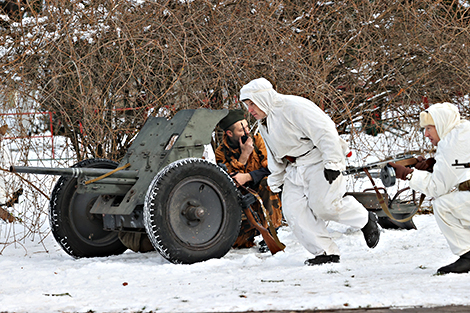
[1,0,470,161]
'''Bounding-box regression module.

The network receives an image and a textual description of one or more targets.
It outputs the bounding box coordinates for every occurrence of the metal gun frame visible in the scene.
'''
[10,109,253,265]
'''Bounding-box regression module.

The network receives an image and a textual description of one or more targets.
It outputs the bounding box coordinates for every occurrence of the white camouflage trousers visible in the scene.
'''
[433,190,470,256]
[282,161,369,256]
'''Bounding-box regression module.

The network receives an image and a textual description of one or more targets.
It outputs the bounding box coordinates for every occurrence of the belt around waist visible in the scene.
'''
[283,148,316,163]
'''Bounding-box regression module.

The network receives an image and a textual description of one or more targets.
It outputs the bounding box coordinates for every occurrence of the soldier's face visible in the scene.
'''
[227,120,249,142]
[424,125,440,146]
[244,100,266,120]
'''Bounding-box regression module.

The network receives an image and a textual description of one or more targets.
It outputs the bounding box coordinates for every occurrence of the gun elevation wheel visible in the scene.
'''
[144,158,242,264]
[49,158,127,258]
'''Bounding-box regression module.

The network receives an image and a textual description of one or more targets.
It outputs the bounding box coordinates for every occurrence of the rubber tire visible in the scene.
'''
[144,158,242,264]
[49,158,128,258]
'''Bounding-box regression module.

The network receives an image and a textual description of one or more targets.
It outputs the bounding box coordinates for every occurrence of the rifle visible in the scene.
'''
[452,160,470,168]
[343,153,418,187]
[217,163,285,254]
[239,186,286,254]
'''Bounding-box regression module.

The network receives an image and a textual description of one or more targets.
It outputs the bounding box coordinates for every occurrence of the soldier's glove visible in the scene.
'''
[324,168,340,184]
[388,162,413,180]
[415,156,436,172]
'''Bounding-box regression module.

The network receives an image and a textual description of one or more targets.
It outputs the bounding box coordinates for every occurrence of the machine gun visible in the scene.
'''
[9,109,252,265]
[343,153,421,230]
[343,153,418,187]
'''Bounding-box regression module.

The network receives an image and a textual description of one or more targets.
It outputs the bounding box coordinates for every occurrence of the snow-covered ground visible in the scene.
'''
[0,214,469,313]
[1,114,468,312]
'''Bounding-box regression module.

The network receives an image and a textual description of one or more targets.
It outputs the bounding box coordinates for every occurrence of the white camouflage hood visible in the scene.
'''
[427,102,461,140]
[239,78,279,115]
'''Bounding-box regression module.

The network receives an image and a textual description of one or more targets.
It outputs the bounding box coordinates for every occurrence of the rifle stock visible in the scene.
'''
[216,163,285,254]
[395,157,418,168]
[242,206,285,254]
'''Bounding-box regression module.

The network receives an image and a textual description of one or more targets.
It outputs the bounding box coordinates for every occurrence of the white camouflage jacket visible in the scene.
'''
[240,78,348,191]
[410,102,470,197]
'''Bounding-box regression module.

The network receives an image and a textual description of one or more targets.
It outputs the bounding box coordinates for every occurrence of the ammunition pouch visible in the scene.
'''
[458,179,470,192]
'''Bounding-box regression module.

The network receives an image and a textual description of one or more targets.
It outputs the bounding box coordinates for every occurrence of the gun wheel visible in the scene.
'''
[49,158,127,258]
[144,158,242,264]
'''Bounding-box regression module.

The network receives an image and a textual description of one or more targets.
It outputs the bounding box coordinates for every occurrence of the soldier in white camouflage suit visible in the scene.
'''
[390,102,470,274]
[239,78,380,266]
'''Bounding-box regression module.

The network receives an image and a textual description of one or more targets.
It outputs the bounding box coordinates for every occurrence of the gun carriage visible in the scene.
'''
[11,109,246,264]
[9,109,421,264]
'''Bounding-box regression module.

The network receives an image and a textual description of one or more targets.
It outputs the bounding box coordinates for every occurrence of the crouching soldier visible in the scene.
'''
[215,109,283,251]
[389,102,470,274]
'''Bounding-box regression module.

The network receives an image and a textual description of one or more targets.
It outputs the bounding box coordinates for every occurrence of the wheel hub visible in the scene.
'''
[167,178,225,246]
[182,201,206,222]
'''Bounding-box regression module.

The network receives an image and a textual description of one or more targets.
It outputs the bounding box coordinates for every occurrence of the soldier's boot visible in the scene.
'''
[258,240,269,253]
[437,251,470,275]
[304,254,340,266]
[361,211,380,248]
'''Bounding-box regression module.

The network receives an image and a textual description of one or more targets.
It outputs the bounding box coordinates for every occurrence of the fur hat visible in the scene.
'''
[218,109,246,131]
[419,111,435,127]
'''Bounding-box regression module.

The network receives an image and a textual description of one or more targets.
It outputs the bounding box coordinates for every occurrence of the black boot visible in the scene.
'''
[437,251,470,275]
[305,254,340,266]
[361,212,380,248]
[258,240,269,253]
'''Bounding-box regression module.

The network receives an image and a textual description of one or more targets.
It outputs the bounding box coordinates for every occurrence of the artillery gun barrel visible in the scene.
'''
[10,166,139,179]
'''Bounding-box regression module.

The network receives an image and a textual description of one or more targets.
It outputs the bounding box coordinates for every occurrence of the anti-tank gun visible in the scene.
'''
[342,153,420,230]
[10,109,247,264]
